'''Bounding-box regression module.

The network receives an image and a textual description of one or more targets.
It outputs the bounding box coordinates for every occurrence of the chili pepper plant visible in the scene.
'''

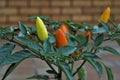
[0,7,120,80]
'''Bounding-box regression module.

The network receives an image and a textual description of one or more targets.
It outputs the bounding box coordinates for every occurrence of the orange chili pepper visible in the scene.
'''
[99,7,110,23]
[98,7,110,27]
[84,30,91,43]
[71,50,82,58]
[56,29,68,48]
[59,23,69,34]
[27,36,36,41]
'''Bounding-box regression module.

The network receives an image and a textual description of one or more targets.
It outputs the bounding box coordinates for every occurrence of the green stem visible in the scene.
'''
[73,60,86,76]
[45,60,58,75]
[5,37,58,78]
[109,18,117,27]
[57,68,62,80]
[71,62,74,72]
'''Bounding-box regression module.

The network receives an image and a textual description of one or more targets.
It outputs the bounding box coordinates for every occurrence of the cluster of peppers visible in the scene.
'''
[36,7,110,58]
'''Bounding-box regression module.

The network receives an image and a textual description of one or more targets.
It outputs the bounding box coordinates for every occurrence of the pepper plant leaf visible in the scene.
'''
[15,37,41,52]
[78,66,87,80]
[18,21,27,35]
[0,50,32,67]
[2,62,21,80]
[99,20,110,31]
[58,61,73,80]
[85,57,103,78]
[0,43,15,67]
[94,34,104,46]
[102,63,114,80]
[102,46,120,56]
[58,46,76,56]
[27,75,49,80]
[115,38,120,46]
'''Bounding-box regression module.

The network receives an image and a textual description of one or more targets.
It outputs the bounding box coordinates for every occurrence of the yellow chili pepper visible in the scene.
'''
[36,17,48,41]
[99,7,110,23]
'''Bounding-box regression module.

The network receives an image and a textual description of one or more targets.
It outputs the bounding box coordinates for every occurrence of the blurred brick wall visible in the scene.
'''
[0,0,119,26]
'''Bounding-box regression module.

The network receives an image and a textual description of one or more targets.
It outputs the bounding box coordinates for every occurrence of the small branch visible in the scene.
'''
[73,60,86,76]
[4,36,59,79]
[45,60,58,75]
[109,18,117,27]
[57,68,62,79]
[104,38,110,41]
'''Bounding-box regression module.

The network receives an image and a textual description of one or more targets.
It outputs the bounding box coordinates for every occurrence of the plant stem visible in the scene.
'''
[45,60,58,75]
[73,60,86,76]
[5,36,59,79]
[71,62,74,72]
[109,18,117,27]
[57,68,62,80]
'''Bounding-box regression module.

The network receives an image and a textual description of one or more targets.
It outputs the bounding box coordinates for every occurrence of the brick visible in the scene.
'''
[62,8,81,14]
[52,15,71,21]
[93,15,100,21]
[51,0,70,7]
[73,0,92,7]
[72,15,92,22]
[30,0,49,7]
[8,0,27,7]
[114,15,120,22]
[114,1,120,6]
[112,8,120,14]
[93,1,111,6]
[20,8,39,15]
[0,0,6,7]
[8,16,28,22]
[83,8,101,14]
[41,8,60,14]
[0,16,6,23]
[0,8,17,15]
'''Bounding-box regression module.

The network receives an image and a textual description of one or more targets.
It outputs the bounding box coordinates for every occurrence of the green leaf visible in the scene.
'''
[92,25,106,33]
[99,20,110,31]
[85,58,103,78]
[81,52,100,59]
[102,46,120,56]
[10,26,14,32]
[0,43,15,67]
[27,75,49,80]
[115,38,120,46]
[15,37,41,52]
[25,26,32,34]
[2,62,20,80]
[78,66,87,80]
[46,70,57,74]
[102,64,114,80]
[31,26,36,33]
[117,24,120,30]
[58,46,76,56]
[43,39,55,55]
[43,39,51,52]
[18,21,27,35]
[0,50,32,67]
[58,61,73,80]
[94,34,104,46]
[48,35,55,44]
